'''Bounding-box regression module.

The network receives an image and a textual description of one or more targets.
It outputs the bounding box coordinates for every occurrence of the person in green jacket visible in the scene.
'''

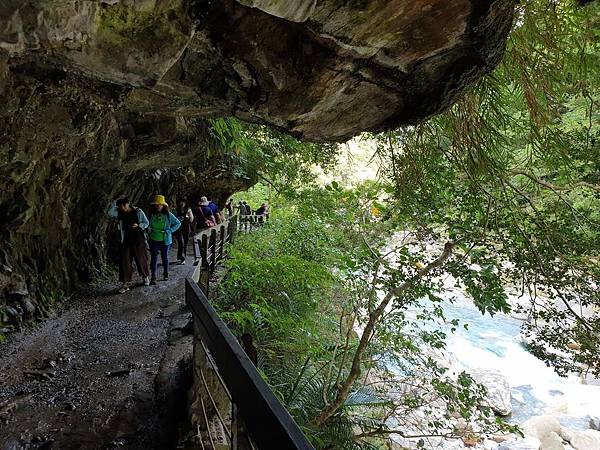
[147,195,181,284]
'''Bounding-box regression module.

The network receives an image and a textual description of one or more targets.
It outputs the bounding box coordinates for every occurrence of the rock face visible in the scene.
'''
[1,0,514,141]
[470,368,512,416]
[0,67,251,331]
[0,0,515,331]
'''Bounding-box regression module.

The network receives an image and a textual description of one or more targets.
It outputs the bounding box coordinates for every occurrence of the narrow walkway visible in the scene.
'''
[0,250,194,450]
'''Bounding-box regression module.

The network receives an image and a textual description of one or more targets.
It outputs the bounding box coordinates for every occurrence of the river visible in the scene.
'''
[440,288,600,430]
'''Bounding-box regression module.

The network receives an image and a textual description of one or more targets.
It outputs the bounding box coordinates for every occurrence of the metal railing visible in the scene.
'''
[186,280,313,449]
[186,214,314,449]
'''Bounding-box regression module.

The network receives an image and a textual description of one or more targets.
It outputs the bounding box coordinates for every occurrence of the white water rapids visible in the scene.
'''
[440,288,600,430]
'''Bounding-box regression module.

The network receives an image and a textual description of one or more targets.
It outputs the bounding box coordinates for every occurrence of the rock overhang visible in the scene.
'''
[0,0,515,142]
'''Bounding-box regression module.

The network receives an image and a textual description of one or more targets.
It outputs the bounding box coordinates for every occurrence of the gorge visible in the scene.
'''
[1,1,599,450]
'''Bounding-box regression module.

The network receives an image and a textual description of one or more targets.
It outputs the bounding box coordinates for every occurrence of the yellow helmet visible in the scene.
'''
[151,194,168,206]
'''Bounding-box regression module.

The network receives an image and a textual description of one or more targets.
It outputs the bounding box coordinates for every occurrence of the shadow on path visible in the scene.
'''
[0,249,195,450]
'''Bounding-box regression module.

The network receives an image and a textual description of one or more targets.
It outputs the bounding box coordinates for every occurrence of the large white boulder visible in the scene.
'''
[470,369,512,416]
[523,415,562,442]
[540,432,565,450]
[498,437,542,450]
[561,429,600,450]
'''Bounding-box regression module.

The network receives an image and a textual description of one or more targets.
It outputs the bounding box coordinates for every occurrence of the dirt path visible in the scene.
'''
[0,253,195,450]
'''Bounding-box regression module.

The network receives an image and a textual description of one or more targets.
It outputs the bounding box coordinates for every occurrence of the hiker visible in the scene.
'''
[256,202,268,223]
[174,198,194,265]
[107,196,151,293]
[242,201,251,215]
[147,195,181,284]
[256,202,267,216]
[237,201,244,216]
[225,199,234,218]
[197,197,216,229]
[208,198,219,215]
[208,198,223,224]
[191,201,202,234]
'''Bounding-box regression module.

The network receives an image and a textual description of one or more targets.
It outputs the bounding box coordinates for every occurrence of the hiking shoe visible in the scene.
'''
[118,284,130,294]
[143,276,150,286]
[178,259,186,265]
[162,274,169,281]
[150,278,157,286]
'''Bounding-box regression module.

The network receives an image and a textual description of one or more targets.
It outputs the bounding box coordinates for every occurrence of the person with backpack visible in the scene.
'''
[174,198,194,265]
[242,201,251,215]
[208,198,223,224]
[225,199,234,218]
[147,195,181,284]
[107,196,151,293]
[192,197,213,230]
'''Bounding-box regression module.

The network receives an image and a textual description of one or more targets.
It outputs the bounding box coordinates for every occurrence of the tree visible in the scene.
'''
[217,184,518,448]
[373,0,599,376]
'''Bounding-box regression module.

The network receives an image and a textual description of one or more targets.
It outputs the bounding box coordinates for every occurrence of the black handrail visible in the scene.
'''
[185,279,314,450]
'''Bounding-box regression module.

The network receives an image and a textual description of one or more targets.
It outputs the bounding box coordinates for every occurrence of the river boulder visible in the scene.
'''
[469,368,512,416]
[523,415,562,442]
[560,429,600,450]
[498,437,542,450]
[540,432,565,450]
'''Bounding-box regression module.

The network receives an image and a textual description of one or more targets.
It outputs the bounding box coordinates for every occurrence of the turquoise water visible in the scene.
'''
[439,290,600,428]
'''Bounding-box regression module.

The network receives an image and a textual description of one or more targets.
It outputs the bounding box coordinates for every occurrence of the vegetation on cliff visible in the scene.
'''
[215,1,599,448]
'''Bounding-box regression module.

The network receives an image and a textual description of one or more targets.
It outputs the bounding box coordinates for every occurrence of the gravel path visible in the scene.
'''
[0,255,195,450]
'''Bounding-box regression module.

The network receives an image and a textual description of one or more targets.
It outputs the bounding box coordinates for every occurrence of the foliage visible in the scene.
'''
[208,118,339,193]
[213,1,599,447]
[371,0,600,376]
[217,186,518,449]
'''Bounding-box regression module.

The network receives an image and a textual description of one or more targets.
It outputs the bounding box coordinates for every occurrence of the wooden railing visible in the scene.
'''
[186,280,313,450]
[186,214,314,449]
[191,215,238,295]
[237,213,270,232]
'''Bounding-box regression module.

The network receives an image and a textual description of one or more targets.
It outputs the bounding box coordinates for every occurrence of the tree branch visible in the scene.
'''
[312,242,454,426]
[509,170,600,193]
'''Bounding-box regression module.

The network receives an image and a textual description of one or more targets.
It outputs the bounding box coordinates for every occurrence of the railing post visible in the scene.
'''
[219,225,225,260]
[193,236,199,260]
[231,404,252,450]
[210,228,217,272]
[201,234,208,269]
[200,233,209,295]
[230,215,237,244]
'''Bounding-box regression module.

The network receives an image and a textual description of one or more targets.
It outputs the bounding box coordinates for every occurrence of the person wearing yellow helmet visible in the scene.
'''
[147,195,181,284]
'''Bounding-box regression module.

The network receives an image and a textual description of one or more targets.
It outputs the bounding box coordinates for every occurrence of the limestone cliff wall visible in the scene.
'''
[0,65,252,332]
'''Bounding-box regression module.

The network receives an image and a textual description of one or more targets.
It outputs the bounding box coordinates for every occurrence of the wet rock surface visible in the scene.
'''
[0,253,194,450]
